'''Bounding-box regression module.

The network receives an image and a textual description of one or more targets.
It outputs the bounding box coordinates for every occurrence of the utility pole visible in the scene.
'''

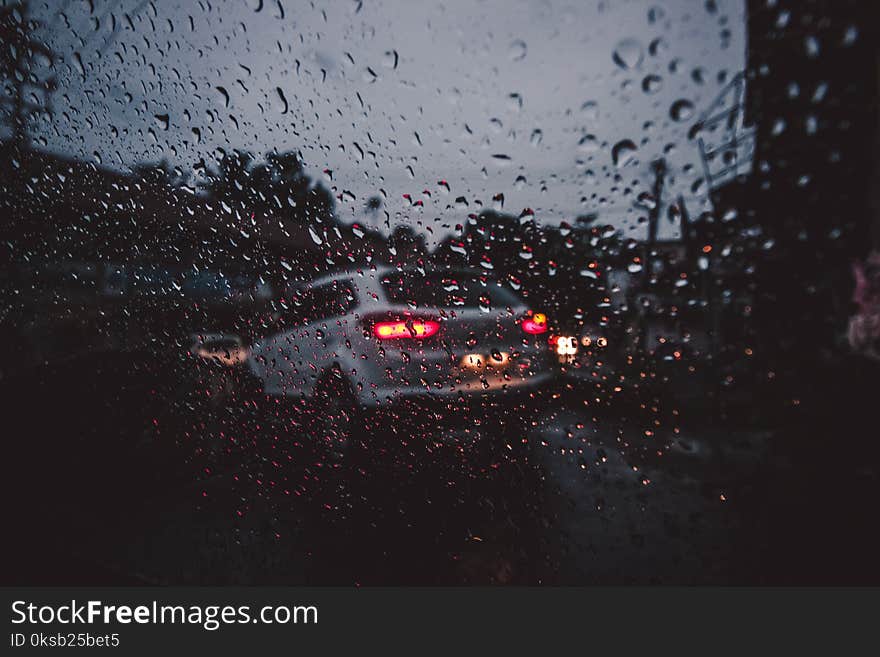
[643,158,666,282]
[632,157,667,357]
[677,194,691,262]
[0,2,55,150]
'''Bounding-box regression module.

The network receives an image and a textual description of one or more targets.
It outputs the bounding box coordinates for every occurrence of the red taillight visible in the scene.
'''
[522,312,548,335]
[373,319,440,339]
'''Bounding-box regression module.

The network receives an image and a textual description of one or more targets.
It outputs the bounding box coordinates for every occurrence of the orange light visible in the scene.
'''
[522,312,548,335]
[462,353,484,369]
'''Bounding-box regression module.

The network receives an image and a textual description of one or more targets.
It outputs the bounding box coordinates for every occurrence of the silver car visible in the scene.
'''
[245,267,554,452]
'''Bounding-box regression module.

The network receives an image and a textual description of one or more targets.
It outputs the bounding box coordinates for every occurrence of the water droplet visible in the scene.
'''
[578,134,599,153]
[805,115,818,135]
[382,49,399,69]
[612,139,638,167]
[648,37,668,57]
[804,36,820,59]
[507,93,523,112]
[362,67,378,83]
[508,39,527,61]
[275,87,288,114]
[670,99,694,122]
[636,191,657,210]
[612,38,643,70]
[641,74,662,94]
[647,6,666,24]
[72,52,85,78]
[580,100,599,120]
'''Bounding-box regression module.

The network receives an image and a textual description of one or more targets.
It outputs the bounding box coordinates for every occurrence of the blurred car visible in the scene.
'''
[247,267,554,400]
[239,267,555,455]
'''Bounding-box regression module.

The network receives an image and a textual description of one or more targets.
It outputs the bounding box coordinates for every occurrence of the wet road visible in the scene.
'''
[5,360,766,584]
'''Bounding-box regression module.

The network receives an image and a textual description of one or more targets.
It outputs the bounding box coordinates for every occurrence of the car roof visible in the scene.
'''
[291,266,527,312]
[304,266,486,289]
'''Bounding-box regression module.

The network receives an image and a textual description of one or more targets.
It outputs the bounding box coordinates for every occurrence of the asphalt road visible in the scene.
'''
[4,358,768,584]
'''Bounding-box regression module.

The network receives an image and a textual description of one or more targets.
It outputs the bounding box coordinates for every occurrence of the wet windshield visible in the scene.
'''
[380,272,521,309]
[3,0,878,587]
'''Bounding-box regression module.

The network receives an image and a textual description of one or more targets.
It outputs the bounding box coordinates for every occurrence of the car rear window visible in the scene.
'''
[290,280,358,323]
[380,272,521,309]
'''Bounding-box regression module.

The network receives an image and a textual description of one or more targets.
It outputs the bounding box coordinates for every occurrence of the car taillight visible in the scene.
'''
[373,319,440,339]
[521,312,548,335]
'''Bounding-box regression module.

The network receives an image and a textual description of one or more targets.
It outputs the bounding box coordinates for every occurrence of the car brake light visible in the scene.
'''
[373,319,440,339]
[522,312,548,335]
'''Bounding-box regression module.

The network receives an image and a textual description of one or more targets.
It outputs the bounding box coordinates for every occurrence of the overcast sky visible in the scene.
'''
[24,0,747,244]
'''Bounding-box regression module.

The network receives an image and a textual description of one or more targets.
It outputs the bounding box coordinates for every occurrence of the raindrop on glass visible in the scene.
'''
[670,99,694,122]
[642,74,662,94]
[612,139,638,167]
[508,39,527,61]
[612,38,643,70]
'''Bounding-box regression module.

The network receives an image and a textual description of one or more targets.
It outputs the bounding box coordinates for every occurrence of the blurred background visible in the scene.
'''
[1,0,879,584]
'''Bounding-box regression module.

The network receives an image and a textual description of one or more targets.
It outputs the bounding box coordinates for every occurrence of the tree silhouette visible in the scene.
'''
[0,2,55,149]
[388,224,427,266]
[201,149,255,209]
[201,149,335,231]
